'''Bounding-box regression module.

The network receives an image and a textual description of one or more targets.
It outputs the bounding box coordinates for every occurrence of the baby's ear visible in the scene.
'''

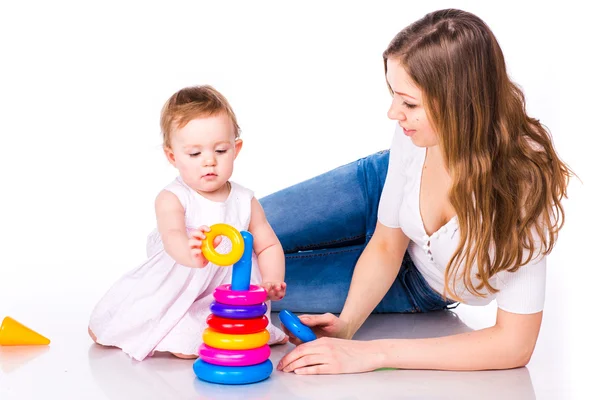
[234,139,243,159]
[163,147,176,166]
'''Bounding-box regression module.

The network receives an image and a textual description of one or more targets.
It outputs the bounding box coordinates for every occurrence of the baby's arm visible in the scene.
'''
[155,190,211,268]
[248,197,286,300]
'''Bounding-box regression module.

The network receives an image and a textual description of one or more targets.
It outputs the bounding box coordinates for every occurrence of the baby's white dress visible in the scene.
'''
[89,177,286,361]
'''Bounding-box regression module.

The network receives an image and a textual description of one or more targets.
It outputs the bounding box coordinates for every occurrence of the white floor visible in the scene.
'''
[0,259,595,400]
[0,310,537,400]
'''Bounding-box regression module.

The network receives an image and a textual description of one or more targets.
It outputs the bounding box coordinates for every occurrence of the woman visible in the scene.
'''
[262,9,572,374]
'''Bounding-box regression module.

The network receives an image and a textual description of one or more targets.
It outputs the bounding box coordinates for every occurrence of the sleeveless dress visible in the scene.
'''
[89,177,286,361]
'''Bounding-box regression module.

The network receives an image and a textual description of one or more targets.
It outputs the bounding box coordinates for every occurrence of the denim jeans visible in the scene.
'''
[261,150,456,314]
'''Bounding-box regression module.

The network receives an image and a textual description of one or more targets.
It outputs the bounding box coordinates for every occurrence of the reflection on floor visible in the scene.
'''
[1,305,562,400]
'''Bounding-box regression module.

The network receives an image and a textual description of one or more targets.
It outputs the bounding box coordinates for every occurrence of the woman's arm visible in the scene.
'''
[339,221,410,337]
[278,219,543,373]
[279,308,541,374]
[374,308,542,370]
[248,197,285,286]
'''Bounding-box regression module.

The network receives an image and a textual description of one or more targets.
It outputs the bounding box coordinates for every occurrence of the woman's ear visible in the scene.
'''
[234,139,243,159]
[163,146,176,166]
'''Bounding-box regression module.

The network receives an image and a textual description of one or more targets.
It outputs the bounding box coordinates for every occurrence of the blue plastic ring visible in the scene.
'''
[210,301,268,319]
[193,358,273,385]
[278,310,317,342]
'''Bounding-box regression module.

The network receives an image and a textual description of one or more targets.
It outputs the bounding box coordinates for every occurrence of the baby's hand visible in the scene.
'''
[260,281,287,301]
[188,226,223,268]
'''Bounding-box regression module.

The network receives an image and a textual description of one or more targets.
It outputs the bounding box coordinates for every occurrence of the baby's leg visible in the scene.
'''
[271,333,289,345]
[170,352,198,359]
[267,312,289,345]
[88,326,98,343]
[88,326,117,347]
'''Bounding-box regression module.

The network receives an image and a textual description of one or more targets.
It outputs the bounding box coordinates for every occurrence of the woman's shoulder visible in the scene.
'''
[494,255,547,314]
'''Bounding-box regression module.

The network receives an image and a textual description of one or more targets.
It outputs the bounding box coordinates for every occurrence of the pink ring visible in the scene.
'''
[213,284,267,306]
[198,344,271,367]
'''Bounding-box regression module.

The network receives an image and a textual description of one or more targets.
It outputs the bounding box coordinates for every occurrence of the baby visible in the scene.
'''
[88,85,288,360]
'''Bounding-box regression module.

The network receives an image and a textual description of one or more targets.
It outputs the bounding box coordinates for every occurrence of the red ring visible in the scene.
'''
[206,314,269,334]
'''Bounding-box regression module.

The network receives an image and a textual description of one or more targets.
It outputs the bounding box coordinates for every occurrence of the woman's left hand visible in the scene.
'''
[276,337,382,375]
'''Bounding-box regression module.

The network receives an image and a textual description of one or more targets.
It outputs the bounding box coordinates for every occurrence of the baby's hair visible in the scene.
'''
[160,85,241,148]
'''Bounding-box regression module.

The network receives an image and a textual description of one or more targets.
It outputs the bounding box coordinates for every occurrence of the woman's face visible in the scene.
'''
[386,58,438,147]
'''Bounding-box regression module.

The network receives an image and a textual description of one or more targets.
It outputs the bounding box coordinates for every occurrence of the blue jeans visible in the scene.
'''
[261,150,456,314]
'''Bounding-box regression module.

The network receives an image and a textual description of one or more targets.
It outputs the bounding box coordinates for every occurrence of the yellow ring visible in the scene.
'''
[201,223,245,266]
[202,328,270,350]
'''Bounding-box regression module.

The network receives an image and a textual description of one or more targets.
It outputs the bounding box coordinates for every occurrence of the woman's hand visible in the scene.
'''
[281,313,352,346]
[188,226,222,268]
[276,337,382,375]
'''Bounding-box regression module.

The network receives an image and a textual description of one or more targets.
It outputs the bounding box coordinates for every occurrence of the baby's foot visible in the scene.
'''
[273,335,289,345]
[171,352,198,359]
[267,324,289,346]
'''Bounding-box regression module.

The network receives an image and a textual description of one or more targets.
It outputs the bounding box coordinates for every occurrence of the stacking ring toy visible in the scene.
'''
[199,344,270,367]
[201,223,244,266]
[203,328,270,350]
[206,314,269,334]
[210,301,267,319]
[214,284,267,306]
[279,309,317,343]
[193,358,273,385]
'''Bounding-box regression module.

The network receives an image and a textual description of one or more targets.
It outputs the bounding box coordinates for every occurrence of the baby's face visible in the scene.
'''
[166,112,241,199]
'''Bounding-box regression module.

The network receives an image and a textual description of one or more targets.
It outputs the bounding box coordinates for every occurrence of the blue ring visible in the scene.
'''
[210,301,268,319]
[193,358,273,385]
[278,310,317,342]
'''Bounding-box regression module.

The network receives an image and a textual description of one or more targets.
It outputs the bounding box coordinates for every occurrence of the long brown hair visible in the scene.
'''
[383,9,573,300]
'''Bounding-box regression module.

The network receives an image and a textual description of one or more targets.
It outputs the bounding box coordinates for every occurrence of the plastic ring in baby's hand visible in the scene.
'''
[201,223,244,266]
[279,309,317,343]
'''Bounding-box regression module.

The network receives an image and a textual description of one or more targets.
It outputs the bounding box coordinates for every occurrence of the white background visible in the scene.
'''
[1,0,598,397]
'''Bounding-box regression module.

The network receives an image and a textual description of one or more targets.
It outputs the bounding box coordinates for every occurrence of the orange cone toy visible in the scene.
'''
[0,317,50,346]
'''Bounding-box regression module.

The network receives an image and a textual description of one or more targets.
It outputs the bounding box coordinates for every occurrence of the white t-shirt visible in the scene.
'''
[377,125,546,314]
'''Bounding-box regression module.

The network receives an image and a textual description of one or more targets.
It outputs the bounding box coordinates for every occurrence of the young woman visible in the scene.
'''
[263,8,572,374]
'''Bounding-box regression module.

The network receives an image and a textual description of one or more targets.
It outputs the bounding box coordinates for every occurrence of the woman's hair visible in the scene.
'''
[383,9,573,300]
[160,85,240,148]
